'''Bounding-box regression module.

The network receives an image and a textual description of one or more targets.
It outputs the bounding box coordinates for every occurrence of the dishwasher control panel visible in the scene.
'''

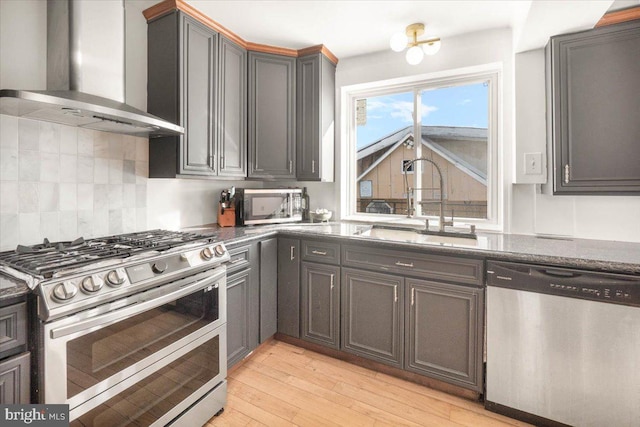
[487,261,640,307]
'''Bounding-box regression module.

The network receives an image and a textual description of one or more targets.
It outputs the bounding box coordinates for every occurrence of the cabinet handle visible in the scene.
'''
[229,258,245,264]
[395,261,414,268]
[209,155,215,171]
[311,250,327,255]
[219,156,224,170]
[411,288,415,306]
[394,285,398,303]
[330,274,335,289]
[289,160,293,174]
[290,246,295,261]
[312,160,315,173]
[564,164,570,184]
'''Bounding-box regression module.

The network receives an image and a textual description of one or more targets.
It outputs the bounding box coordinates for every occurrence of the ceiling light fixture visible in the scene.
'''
[390,23,441,65]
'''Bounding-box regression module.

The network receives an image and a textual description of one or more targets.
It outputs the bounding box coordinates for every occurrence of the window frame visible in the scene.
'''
[341,64,502,230]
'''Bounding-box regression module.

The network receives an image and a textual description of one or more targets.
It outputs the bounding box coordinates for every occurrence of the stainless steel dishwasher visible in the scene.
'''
[485,261,640,427]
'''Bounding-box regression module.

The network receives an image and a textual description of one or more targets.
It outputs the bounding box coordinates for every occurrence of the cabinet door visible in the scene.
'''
[180,15,217,175]
[0,352,30,404]
[248,52,296,179]
[217,35,247,177]
[405,278,484,391]
[259,238,277,342]
[277,238,300,337]
[226,271,251,368]
[550,21,640,194]
[341,268,403,367]
[296,54,335,181]
[301,263,340,349]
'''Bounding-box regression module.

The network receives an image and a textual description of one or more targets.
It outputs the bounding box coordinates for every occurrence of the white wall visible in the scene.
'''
[334,28,515,231]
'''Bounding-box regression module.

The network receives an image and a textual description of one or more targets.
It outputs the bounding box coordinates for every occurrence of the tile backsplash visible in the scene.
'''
[0,114,148,251]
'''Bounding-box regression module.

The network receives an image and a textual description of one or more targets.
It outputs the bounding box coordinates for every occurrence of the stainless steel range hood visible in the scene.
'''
[0,0,183,138]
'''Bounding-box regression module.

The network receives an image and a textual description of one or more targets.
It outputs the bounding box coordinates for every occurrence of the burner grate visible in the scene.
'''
[0,229,216,278]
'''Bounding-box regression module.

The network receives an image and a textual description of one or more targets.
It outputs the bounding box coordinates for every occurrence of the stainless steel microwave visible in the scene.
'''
[235,188,302,225]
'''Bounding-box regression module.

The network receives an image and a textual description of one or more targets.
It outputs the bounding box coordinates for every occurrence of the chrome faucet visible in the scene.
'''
[403,157,450,232]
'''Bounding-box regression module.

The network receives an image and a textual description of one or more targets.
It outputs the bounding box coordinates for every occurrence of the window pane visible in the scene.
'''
[419,83,488,219]
[356,91,414,215]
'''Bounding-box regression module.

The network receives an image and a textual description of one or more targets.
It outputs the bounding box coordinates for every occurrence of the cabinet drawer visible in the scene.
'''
[0,302,27,355]
[301,239,340,265]
[227,245,252,275]
[0,352,30,404]
[342,245,483,287]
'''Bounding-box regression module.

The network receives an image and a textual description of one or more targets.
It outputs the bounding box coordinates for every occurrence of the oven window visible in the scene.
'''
[66,288,218,399]
[70,335,220,427]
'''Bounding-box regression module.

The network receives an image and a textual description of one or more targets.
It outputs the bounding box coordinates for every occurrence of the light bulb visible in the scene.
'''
[405,45,424,65]
[422,40,441,55]
[390,32,408,52]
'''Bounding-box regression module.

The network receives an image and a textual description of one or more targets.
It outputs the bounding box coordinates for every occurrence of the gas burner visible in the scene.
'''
[0,229,216,279]
[16,237,87,254]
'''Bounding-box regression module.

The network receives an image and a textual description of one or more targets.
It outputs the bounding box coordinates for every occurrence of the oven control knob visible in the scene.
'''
[52,282,78,301]
[214,244,226,257]
[81,276,103,293]
[106,270,126,287]
[201,247,214,260]
[152,261,168,274]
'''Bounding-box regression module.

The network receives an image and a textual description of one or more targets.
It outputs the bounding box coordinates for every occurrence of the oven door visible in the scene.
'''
[43,267,227,420]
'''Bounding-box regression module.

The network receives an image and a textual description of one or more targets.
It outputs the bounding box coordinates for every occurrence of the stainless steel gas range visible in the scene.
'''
[0,229,230,426]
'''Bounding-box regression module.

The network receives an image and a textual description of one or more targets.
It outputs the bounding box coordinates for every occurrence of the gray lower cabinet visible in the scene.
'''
[405,279,484,391]
[277,238,300,338]
[341,268,404,368]
[0,352,30,404]
[147,12,247,178]
[226,270,254,368]
[296,53,335,181]
[226,244,259,368]
[259,238,277,342]
[301,262,340,349]
[248,52,296,179]
[548,20,640,194]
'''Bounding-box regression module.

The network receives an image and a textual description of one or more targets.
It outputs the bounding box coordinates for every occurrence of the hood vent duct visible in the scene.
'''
[0,0,183,137]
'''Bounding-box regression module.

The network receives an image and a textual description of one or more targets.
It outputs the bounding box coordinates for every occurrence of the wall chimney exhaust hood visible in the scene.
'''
[0,0,183,138]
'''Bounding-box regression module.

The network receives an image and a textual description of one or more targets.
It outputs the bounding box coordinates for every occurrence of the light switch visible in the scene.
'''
[524,152,542,175]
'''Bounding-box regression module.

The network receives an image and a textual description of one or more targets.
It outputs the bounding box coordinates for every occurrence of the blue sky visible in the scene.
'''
[356,82,488,149]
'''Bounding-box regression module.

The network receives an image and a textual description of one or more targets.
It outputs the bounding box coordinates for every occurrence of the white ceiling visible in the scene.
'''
[179,0,632,59]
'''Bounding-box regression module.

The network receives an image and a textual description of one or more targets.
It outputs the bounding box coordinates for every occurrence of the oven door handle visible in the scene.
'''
[50,270,224,340]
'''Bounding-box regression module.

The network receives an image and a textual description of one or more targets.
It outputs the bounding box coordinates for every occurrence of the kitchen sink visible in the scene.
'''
[355,225,479,246]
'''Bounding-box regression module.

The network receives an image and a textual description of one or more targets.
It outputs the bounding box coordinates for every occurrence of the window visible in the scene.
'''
[344,67,500,227]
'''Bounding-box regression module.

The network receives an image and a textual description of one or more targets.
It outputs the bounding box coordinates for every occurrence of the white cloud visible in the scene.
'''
[459,99,472,105]
[366,97,438,124]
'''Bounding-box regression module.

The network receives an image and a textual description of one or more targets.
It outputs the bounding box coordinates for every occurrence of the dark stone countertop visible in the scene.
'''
[185,222,640,275]
[0,273,30,302]
[3,221,638,301]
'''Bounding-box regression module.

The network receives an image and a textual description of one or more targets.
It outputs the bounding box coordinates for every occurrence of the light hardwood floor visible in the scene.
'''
[207,340,531,427]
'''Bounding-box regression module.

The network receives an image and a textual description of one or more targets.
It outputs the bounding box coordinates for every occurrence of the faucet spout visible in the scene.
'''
[403,157,448,232]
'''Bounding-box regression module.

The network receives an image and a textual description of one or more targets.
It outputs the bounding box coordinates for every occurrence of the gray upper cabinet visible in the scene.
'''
[277,238,300,338]
[248,52,296,179]
[296,53,335,181]
[148,12,217,177]
[405,278,484,392]
[301,262,340,349]
[341,268,404,368]
[148,12,247,178]
[218,35,247,178]
[548,20,640,194]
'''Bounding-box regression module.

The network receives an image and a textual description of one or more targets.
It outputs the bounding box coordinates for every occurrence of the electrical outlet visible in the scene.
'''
[525,152,542,175]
